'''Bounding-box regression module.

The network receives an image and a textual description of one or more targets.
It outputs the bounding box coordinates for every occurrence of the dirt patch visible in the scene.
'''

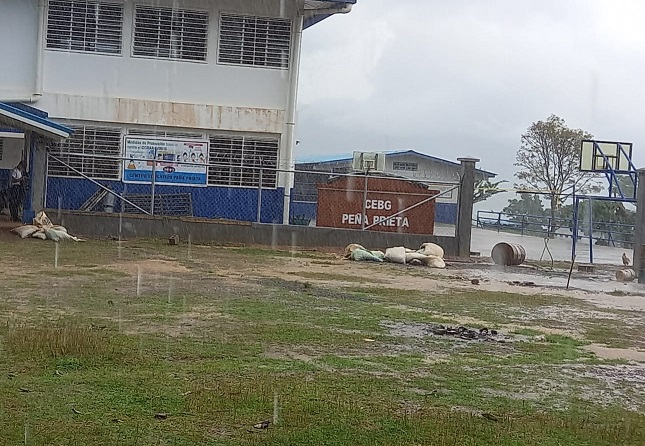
[109,259,193,275]
[583,344,645,362]
[263,346,316,363]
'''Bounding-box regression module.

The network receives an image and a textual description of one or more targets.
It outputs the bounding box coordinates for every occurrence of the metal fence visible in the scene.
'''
[44,152,459,236]
[476,210,635,249]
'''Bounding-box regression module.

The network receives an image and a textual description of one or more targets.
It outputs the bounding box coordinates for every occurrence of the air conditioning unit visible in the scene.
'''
[352,151,385,172]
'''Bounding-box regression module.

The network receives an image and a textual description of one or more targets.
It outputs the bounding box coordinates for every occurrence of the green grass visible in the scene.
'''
[0,238,644,444]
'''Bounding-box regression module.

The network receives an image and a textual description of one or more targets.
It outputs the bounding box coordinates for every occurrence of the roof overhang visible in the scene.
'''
[304,0,356,29]
[0,102,73,141]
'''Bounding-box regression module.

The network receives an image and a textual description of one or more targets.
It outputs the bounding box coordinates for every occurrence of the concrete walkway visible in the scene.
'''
[470,227,628,265]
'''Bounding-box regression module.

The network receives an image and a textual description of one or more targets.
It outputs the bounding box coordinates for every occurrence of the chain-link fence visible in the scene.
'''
[44,152,459,236]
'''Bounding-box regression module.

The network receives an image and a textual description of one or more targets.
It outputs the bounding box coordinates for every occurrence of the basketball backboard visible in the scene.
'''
[580,140,634,173]
[352,151,385,172]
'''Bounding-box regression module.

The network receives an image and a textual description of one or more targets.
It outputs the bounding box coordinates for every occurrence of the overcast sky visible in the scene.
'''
[296,0,645,208]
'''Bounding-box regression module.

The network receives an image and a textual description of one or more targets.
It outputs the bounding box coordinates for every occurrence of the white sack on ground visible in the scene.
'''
[13,225,39,239]
[31,231,47,240]
[344,243,366,259]
[418,243,444,259]
[384,246,407,264]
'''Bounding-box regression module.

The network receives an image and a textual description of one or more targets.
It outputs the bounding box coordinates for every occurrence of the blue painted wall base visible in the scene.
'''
[46,177,285,223]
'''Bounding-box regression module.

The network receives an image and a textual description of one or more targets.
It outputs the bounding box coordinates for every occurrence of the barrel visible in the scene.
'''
[491,242,526,266]
[616,269,636,282]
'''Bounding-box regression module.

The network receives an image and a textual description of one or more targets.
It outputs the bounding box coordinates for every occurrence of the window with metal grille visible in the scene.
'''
[219,13,291,69]
[0,139,3,162]
[133,6,209,62]
[393,162,418,171]
[46,0,123,54]
[48,125,122,179]
[208,136,279,188]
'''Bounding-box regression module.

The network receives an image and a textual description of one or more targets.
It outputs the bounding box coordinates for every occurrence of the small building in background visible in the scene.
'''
[292,150,496,225]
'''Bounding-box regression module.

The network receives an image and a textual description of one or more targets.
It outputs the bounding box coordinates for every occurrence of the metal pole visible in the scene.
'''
[257,168,263,223]
[588,197,593,264]
[361,169,369,230]
[47,153,150,215]
[150,149,156,216]
[571,197,578,261]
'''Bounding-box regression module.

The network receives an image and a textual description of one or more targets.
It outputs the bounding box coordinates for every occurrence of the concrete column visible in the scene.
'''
[23,133,47,222]
[632,168,645,282]
[456,157,479,258]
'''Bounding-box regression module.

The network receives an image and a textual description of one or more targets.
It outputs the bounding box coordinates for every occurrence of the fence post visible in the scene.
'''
[522,215,526,236]
[633,169,645,282]
[257,168,263,223]
[150,151,156,216]
[361,170,369,230]
[456,157,479,258]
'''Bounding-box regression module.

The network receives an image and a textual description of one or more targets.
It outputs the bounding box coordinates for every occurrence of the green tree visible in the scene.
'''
[503,193,546,220]
[515,115,600,235]
[474,179,507,204]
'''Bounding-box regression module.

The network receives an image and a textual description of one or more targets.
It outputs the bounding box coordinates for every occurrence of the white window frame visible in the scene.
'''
[131,5,210,63]
[48,125,123,180]
[45,0,124,56]
[217,12,292,70]
[208,135,280,189]
[393,162,419,172]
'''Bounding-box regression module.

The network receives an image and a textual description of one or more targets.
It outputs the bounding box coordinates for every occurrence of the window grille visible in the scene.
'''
[46,0,123,54]
[219,13,291,69]
[48,125,122,179]
[208,136,279,188]
[133,5,209,62]
[393,162,418,171]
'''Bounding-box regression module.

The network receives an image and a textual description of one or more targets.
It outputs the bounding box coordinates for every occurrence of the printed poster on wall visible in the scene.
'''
[123,136,209,187]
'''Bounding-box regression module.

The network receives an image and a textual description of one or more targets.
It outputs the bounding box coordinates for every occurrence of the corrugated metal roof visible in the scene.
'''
[296,150,498,177]
[304,0,356,29]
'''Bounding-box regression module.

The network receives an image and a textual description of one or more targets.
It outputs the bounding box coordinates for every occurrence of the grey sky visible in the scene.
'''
[296,0,645,206]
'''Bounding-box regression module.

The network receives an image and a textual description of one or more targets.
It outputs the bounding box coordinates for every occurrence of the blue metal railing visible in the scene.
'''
[475,210,634,248]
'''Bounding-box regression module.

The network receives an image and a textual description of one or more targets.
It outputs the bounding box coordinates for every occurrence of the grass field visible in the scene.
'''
[0,238,644,445]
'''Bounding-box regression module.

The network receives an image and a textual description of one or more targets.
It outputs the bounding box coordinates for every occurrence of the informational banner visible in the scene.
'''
[123,136,209,187]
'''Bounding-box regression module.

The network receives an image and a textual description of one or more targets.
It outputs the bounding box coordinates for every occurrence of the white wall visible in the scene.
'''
[1,0,300,132]
[0,0,39,99]
[42,0,295,108]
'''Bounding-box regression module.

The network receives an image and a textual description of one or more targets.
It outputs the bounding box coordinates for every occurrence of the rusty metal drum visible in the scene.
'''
[491,242,526,266]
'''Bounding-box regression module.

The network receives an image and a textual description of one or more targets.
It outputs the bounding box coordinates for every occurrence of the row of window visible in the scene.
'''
[46,0,292,68]
[48,125,280,188]
[393,162,418,171]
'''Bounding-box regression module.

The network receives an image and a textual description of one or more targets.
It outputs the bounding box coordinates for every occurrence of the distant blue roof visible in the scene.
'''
[304,1,357,29]
[296,149,497,177]
[0,102,73,141]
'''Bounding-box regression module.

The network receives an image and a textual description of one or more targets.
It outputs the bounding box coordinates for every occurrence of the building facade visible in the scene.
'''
[292,150,496,224]
[0,0,355,222]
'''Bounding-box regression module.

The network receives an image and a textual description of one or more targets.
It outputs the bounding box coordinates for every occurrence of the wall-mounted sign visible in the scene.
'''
[123,136,209,187]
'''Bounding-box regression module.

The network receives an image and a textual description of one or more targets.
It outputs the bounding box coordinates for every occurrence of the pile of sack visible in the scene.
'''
[11,211,84,242]
[343,242,445,269]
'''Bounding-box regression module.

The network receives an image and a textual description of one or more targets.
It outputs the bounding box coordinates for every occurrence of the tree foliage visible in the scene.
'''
[515,115,599,213]
[502,193,546,221]
[473,179,507,204]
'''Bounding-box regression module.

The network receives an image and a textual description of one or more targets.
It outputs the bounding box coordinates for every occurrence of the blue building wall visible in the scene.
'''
[46,177,285,223]
[435,203,458,224]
